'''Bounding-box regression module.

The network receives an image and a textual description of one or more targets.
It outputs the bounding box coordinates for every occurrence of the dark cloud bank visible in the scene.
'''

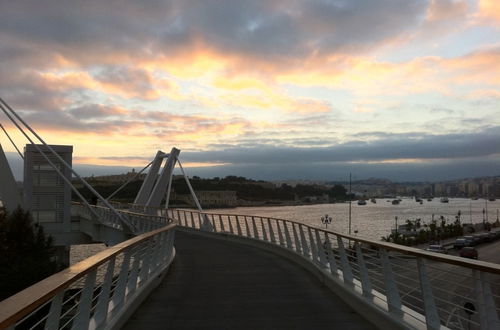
[5,128,500,182]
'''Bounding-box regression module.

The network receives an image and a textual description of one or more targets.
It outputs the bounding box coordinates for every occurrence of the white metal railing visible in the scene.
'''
[168,208,500,330]
[71,202,171,235]
[0,223,176,330]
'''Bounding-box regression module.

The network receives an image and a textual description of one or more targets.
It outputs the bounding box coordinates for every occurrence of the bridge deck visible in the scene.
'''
[123,230,375,329]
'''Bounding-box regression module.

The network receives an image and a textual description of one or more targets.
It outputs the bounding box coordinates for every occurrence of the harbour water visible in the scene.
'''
[71,198,500,264]
[212,198,500,241]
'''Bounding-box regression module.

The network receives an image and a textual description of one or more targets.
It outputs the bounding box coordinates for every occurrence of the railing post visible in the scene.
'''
[267,218,276,244]
[44,291,64,330]
[474,270,500,329]
[139,238,154,283]
[126,247,141,297]
[276,220,285,246]
[72,269,97,329]
[112,249,131,307]
[292,223,302,254]
[236,215,243,236]
[379,249,402,315]
[251,216,259,239]
[355,243,372,298]
[416,258,440,330]
[190,212,195,228]
[308,227,317,263]
[315,230,328,268]
[92,257,116,328]
[299,225,310,258]
[218,214,225,232]
[244,216,251,237]
[283,221,292,249]
[228,215,235,234]
[260,218,268,241]
[336,236,353,285]
[324,235,338,275]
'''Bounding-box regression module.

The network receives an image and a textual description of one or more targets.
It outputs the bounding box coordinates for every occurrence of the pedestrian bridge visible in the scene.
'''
[1,204,500,330]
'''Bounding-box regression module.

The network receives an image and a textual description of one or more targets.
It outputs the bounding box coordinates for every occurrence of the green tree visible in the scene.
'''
[0,207,57,300]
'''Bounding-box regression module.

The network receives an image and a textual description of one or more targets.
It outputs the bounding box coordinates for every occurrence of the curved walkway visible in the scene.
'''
[123,230,375,329]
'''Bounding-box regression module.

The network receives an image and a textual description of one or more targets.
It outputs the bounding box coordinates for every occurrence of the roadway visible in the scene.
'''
[123,230,376,329]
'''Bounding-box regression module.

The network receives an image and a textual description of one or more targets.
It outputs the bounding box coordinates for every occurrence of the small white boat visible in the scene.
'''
[357,200,367,205]
[440,197,449,203]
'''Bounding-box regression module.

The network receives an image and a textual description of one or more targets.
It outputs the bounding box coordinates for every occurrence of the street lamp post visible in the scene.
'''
[321,214,332,230]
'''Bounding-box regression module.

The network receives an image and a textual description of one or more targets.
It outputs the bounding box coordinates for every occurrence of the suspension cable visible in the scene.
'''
[0,122,24,159]
[0,102,100,219]
[0,98,133,231]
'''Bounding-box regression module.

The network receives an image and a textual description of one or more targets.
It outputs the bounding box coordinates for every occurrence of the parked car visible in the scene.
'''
[463,235,477,246]
[460,247,478,259]
[453,238,470,249]
[425,245,448,254]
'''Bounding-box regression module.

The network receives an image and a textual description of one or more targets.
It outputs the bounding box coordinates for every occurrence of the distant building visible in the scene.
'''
[23,144,76,267]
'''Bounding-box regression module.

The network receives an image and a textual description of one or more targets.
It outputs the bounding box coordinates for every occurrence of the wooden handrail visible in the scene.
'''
[0,223,176,328]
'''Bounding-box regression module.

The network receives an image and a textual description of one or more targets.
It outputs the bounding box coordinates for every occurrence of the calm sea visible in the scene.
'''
[212,198,500,241]
[71,198,500,264]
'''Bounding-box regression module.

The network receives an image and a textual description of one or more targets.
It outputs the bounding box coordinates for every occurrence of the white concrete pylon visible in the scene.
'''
[146,147,180,209]
[134,151,165,205]
[0,143,22,210]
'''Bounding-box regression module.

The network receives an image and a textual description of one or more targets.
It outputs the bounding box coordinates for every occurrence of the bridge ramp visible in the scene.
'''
[123,230,375,329]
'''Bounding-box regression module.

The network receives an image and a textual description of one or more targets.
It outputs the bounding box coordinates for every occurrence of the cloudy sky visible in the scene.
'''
[0,0,499,181]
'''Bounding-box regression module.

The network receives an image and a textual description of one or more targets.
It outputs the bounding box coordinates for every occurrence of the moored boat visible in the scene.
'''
[440,197,449,203]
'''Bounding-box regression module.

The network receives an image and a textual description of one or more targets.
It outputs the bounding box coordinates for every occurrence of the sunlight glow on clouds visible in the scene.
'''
[0,0,499,180]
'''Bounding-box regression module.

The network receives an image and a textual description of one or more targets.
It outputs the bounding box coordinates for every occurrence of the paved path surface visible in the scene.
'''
[123,230,375,329]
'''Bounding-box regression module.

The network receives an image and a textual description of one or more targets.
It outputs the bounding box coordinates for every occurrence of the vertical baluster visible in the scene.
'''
[283,221,292,249]
[219,214,225,232]
[72,269,97,329]
[355,243,372,298]
[189,212,194,228]
[480,271,500,329]
[112,250,131,308]
[126,247,141,297]
[292,223,302,254]
[267,218,276,244]
[197,213,203,228]
[244,216,251,237]
[167,230,175,261]
[260,218,268,241]
[227,215,234,234]
[474,270,500,329]
[44,292,64,330]
[299,225,310,257]
[325,234,338,275]
[379,249,402,315]
[252,216,259,239]
[276,220,285,246]
[139,238,154,284]
[210,214,217,231]
[236,215,243,236]
[308,227,317,262]
[154,231,167,266]
[315,230,327,268]
[337,236,354,285]
[416,258,440,329]
[92,257,116,328]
